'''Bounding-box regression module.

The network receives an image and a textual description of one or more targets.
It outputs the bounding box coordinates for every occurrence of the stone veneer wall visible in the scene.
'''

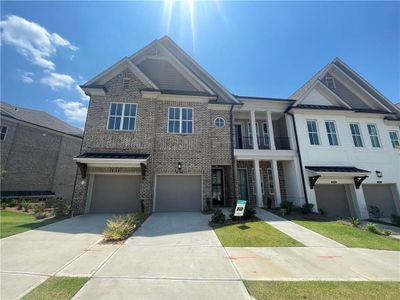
[72,69,233,213]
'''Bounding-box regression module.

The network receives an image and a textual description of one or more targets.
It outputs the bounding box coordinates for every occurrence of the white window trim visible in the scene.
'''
[307,119,321,146]
[106,102,138,131]
[0,126,8,141]
[167,106,194,134]
[214,117,225,128]
[267,168,274,195]
[247,122,260,145]
[251,168,264,195]
[389,130,400,148]
[325,120,340,146]
[367,123,381,148]
[349,122,364,148]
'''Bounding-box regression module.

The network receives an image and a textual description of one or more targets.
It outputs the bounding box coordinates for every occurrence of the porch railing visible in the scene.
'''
[235,136,291,150]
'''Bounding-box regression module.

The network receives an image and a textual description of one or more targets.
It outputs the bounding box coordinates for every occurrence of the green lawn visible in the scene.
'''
[213,220,303,247]
[293,220,400,251]
[0,210,64,239]
[244,281,400,300]
[23,277,88,300]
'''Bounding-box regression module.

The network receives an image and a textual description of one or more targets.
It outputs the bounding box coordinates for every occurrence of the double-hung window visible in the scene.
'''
[262,123,270,146]
[168,107,193,134]
[349,123,363,147]
[0,126,7,141]
[325,121,339,146]
[107,103,137,131]
[307,120,320,145]
[367,124,381,148]
[389,131,399,149]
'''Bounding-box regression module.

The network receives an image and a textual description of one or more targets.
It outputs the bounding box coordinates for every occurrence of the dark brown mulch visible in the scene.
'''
[209,217,260,228]
[264,208,340,222]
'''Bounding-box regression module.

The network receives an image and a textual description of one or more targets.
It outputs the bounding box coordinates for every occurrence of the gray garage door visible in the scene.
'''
[155,175,202,212]
[315,185,351,217]
[363,184,398,217]
[90,175,140,213]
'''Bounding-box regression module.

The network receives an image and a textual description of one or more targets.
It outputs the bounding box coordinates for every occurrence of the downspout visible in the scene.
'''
[229,104,237,205]
[285,110,309,204]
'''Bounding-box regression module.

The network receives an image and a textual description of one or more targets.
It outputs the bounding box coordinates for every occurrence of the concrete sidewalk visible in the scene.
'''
[256,209,346,248]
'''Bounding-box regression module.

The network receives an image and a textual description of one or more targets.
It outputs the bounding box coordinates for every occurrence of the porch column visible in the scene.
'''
[250,110,259,150]
[271,160,281,206]
[253,159,263,207]
[350,185,369,219]
[284,114,295,150]
[266,111,275,150]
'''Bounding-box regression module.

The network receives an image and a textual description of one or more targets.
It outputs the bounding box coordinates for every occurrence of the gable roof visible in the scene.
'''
[290,58,399,114]
[0,101,83,137]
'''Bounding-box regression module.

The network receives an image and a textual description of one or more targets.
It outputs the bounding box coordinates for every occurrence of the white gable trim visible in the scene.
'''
[330,64,392,112]
[84,57,158,89]
[293,79,352,109]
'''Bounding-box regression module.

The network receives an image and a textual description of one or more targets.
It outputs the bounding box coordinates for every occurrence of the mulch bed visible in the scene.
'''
[264,208,340,222]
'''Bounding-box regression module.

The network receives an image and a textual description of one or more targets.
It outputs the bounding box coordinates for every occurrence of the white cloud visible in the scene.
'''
[53,99,87,123]
[0,15,78,70]
[76,84,89,101]
[21,71,34,83]
[40,72,75,90]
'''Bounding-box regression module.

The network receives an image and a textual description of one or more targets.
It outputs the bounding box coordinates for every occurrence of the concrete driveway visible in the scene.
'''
[74,213,251,300]
[1,214,112,300]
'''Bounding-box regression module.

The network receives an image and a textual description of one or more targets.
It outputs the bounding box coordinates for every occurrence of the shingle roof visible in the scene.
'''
[0,101,83,137]
[306,166,370,173]
[76,152,150,159]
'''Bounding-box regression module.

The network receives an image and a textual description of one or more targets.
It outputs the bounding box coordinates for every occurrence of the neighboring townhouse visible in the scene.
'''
[73,36,399,219]
[287,58,400,218]
[0,101,83,202]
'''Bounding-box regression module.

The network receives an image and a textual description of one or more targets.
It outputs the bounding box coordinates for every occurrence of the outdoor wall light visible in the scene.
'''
[176,162,183,173]
[81,179,86,185]
[375,170,383,178]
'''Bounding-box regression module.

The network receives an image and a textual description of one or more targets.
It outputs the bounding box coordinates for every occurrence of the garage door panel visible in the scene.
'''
[315,185,351,217]
[363,184,397,217]
[90,175,140,213]
[156,175,201,212]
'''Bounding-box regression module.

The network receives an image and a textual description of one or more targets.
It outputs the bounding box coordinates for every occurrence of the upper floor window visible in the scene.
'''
[214,117,225,128]
[325,76,336,89]
[262,123,270,146]
[107,102,137,131]
[307,120,320,145]
[325,121,339,146]
[168,107,193,134]
[349,123,363,147]
[0,126,7,141]
[389,131,399,149]
[367,124,381,148]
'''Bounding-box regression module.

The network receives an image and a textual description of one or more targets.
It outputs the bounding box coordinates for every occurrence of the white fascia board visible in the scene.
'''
[314,81,353,108]
[239,100,292,112]
[141,91,216,102]
[234,149,297,161]
[330,65,392,112]
[309,171,370,177]
[81,87,106,96]
[85,57,127,86]
[125,59,158,89]
[73,157,147,167]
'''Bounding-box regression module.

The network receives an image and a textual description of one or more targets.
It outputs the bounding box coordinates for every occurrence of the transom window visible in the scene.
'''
[0,126,7,141]
[325,121,339,146]
[367,124,381,148]
[307,120,320,145]
[168,107,193,134]
[389,131,399,149]
[214,117,225,128]
[349,123,363,147]
[107,103,137,131]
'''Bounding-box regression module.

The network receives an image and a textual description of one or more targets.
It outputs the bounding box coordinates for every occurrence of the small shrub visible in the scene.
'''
[349,217,360,227]
[211,209,226,224]
[366,223,379,234]
[301,203,314,214]
[229,204,257,220]
[34,212,46,220]
[382,229,392,236]
[103,214,143,241]
[318,208,325,215]
[21,201,31,212]
[53,198,69,216]
[32,203,45,213]
[8,199,18,207]
[390,214,400,226]
[1,202,7,210]
[280,201,294,213]
[368,206,383,220]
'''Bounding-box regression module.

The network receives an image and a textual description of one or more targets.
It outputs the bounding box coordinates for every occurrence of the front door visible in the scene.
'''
[237,169,249,200]
[235,124,243,149]
[212,169,224,206]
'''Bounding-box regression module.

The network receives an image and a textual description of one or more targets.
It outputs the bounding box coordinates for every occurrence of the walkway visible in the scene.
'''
[256,208,346,248]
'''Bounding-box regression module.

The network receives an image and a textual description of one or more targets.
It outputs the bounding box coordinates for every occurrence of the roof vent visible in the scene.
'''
[123,78,130,89]
[325,76,336,89]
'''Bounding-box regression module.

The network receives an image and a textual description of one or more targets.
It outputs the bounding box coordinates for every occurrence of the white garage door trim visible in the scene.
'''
[85,172,141,213]
[153,173,203,212]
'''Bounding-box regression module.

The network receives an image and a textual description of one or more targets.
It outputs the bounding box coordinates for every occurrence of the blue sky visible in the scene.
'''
[1,1,399,128]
